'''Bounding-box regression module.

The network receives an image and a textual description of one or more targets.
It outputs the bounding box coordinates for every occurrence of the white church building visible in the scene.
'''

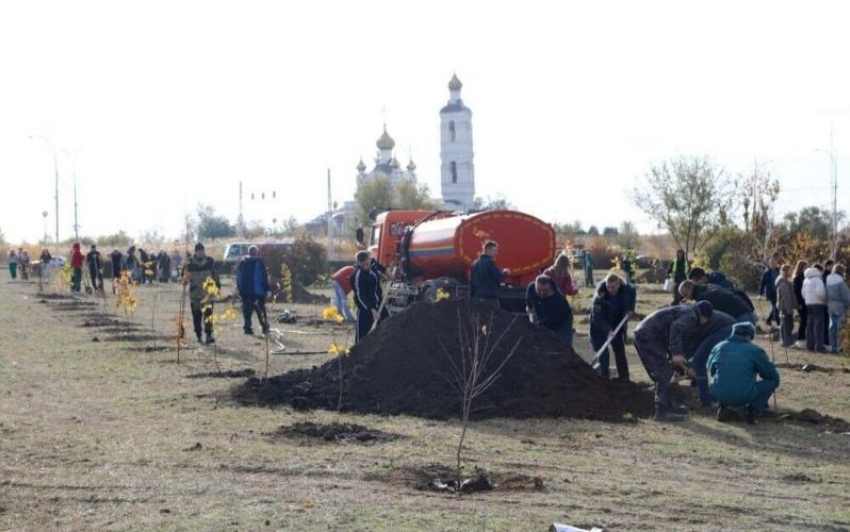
[353,74,476,213]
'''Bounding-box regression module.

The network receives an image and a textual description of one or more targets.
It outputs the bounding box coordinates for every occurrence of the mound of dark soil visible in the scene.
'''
[232,299,653,420]
[269,279,330,305]
[272,421,393,443]
[379,463,544,494]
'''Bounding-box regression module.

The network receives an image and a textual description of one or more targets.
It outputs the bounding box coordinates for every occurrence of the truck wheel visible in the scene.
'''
[421,283,438,303]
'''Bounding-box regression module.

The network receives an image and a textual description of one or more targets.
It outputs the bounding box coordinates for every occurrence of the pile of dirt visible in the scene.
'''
[778,408,850,432]
[232,299,653,421]
[272,421,394,443]
[269,279,330,305]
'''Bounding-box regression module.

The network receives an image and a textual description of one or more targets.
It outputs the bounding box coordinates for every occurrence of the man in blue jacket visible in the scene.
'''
[708,322,780,424]
[470,241,510,300]
[236,245,271,335]
[759,257,780,327]
[589,273,636,381]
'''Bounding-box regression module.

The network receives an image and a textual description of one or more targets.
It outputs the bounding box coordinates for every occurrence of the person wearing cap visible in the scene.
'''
[679,279,756,325]
[633,301,714,422]
[707,322,780,424]
[236,245,271,335]
[183,242,220,344]
[526,274,574,348]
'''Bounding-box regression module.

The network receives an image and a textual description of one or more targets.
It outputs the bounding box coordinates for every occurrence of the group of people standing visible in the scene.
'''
[778,259,850,355]
[6,248,32,281]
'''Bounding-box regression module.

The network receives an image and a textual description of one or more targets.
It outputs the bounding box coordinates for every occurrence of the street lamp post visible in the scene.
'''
[63,149,83,241]
[29,135,60,254]
[42,211,49,246]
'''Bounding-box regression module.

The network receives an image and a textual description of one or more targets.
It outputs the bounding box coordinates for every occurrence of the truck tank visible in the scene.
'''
[405,210,556,286]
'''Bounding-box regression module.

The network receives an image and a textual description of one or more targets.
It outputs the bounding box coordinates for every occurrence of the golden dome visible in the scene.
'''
[376,126,395,150]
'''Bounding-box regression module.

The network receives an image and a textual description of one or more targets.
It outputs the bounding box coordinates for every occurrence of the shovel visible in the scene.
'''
[590,312,631,370]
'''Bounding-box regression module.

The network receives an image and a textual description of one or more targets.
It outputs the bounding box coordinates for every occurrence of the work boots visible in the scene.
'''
[205,333,215,345]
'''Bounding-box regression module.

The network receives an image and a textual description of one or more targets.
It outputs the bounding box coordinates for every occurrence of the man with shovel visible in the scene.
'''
[589,273,635,381]
[351,250,385,343]
[633,301,714,422]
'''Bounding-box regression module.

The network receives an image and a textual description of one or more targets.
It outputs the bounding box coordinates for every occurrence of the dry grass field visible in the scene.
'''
[1,272,849,531]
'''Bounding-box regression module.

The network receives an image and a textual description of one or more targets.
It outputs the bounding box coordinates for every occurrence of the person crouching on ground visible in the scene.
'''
[236,245,271,336]
[775,264,799,349]
[708,322,780,424]
[183,242,220,344]
[633,301,714,422]
[351,250,383,343]
[685,310,737,408]
[330,264,356,322]
[589,273,635,381]
[526,275,574,349]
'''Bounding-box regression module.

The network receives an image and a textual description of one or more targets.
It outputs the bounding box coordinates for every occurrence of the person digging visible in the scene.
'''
[707,322,780,425]
[633,300,714,422]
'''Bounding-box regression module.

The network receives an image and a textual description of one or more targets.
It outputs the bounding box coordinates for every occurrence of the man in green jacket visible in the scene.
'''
[707,322,780,424]
[183,243,220,344]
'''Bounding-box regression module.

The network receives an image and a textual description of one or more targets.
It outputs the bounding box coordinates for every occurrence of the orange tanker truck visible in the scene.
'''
[365,209,556,312]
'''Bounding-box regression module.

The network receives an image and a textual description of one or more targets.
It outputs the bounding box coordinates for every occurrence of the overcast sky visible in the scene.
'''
[1,1,849,245]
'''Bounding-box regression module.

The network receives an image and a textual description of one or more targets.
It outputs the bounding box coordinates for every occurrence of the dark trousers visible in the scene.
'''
[191,301,213,337]
[633,332,672,408]
[595,333,629,381]
[356,306,389,343]
[766,296,779,326]
[806,304,825,351]
[823,306,830,345]
[89,266,103,291]
[241,295,268,333]
[797,305,807,340]
[672,281,684,305]
[780,311,795,347]
[689,326,734,406]
[713,379,778,412]
[71,268,83,292]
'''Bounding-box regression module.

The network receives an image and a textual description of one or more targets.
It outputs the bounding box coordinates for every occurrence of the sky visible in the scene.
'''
[1,1,849,245]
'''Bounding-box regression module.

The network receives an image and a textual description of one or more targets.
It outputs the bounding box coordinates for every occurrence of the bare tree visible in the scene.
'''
[630,156,736,257]
[439,310,522,487]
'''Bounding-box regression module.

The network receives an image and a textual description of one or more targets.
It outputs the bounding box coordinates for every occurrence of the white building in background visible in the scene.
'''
[439,74,475,212]
[352,73,476,213]
[355,125,418,187]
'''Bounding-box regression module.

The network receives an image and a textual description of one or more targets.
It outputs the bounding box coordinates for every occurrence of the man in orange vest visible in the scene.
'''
[331,265,356,322]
